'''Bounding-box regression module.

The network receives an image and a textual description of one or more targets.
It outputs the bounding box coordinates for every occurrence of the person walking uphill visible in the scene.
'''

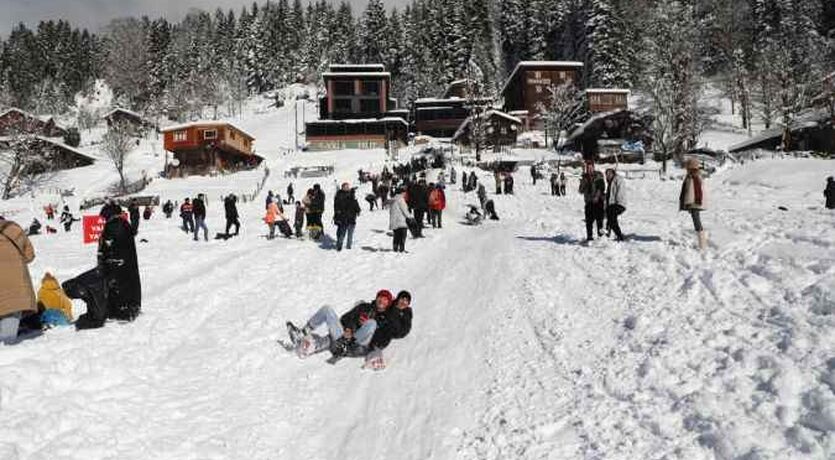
[224,194,240,237]
[0,217,37,344]
[128,199,140,235]
[333,182,361,251]
[193,193,209,242]
[825,177,835,209]
[389,187,411,253]
[605,169,627,241]
[680,158,708,250]
[579,162,606,242]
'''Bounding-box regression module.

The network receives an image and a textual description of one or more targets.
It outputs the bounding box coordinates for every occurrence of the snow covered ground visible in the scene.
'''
[1,93,834,459]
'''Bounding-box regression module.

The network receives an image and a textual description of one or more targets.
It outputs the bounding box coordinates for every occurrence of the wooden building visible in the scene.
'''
[586,89,630,113]
[728,112,834,155]
[104,108,156,136]
[452,110,522,150]
[413,98,470,138]
[500,61,584,130]
[307,64,407,151]
[0,135,95,171]
[564,110,654,163]
[0,108,67,137]
[161,121,261,177]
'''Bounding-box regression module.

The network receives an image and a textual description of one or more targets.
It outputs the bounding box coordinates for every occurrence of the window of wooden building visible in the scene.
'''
[203,129,217,140]
[360,99,379,113]
[333,81,354,96]
[174,130,187,142]
[334,99,353,113]
[361,81,379,96]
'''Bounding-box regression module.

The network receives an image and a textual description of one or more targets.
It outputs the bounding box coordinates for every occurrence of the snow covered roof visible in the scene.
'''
[322,72,391,78]
[508,110,530,116]
[566,109,629,142]
[586,88,631,94]
[728,112,829,152]
[0,107,61,125]
[103,108,147,121]
[328,64,385,71]
[160,121,255,140]
[0,135,96,163]
[307,117,408,127]
[501,61,585,96]
[452,110,523,141]
[415,97,464,104]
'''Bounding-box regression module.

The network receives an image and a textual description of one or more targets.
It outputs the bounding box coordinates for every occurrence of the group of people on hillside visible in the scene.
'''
[178,194,210,241]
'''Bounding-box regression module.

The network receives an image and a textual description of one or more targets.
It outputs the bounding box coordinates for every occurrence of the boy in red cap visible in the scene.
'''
[287,289,393,358]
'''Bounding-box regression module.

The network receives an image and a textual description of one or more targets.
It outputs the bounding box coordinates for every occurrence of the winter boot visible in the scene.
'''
[698,230,708,251]
[330,336,352,358]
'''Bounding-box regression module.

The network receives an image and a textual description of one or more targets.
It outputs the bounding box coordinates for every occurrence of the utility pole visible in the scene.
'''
[294,98,298,153]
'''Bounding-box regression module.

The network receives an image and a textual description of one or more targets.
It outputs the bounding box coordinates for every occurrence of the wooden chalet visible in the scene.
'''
[307,64,407,151]
[413,98,470,138]
[586,89,630,113]
[161,121,262,177]
[564,110,654,163]
[501,61,584,130]
[0,108,67,137]
[728,111,834,155]
[0,135,95,171]
[452,110,522,150]
[104,108,156,136]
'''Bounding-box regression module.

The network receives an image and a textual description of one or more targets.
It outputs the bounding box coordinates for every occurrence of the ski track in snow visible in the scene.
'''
[1,132,834,460]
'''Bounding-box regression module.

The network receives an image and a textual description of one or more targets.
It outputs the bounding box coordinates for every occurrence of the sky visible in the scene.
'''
[0,0,409,36]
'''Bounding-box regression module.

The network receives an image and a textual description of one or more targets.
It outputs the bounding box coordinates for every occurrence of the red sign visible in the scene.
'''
[83,215,105,244]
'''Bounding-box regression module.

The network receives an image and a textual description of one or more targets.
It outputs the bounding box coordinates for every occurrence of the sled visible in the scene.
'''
[362,349,386,371]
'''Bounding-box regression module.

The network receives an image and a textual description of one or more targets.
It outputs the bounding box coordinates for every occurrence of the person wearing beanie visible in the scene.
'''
[287,290,394,359]
[369,290,414,351]
[679,158,708,250]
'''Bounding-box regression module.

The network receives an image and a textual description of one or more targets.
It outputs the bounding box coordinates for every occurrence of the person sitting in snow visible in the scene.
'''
[286,290,394,359]
[37,272,74,326]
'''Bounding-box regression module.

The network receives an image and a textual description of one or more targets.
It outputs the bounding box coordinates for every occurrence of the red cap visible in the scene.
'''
[376,289,393,303]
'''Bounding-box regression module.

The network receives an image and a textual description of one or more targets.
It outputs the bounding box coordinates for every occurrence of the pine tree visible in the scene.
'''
[586,0,629,87]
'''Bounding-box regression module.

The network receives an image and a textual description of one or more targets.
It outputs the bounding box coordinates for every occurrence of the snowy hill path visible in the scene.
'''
[1,159,833,460]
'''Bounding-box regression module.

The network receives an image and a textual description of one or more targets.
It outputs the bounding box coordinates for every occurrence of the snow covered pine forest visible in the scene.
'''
[1,0,834,459]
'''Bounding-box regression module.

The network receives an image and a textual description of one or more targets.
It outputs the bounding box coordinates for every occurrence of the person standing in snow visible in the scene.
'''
[264,200,282,240]
[294,201,305,238]
[224,194,240,237]
[333,182,361,251]
[680,158,708,250]
[286,183,294,204]
[266,190,274,210]
[410,179,430,233]
[305,184,326,240]
[128,199,140,235]
[504,173,515,195]
[287,290,394,358]
[162,200,174,219]
[531,165,538,185]
[0,217,37,344]
[180,198,194,233]
[142,206,153,220]
[468,171,478,193]
[550,173,559,196]
[477,183,488,210]
[579,162,606,242]
[192,193,208,242]
[494,171,502,194]
[428,183,446,229]
[389,187,411,253]
[60,205,79,232]
[559,172,567,196]
[605,168,627,241]
[825,176,835,209]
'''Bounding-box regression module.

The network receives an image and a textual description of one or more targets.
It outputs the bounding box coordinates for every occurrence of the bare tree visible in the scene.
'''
[538,82,587,148]
[102,122,135,193]
[1,133,55,199]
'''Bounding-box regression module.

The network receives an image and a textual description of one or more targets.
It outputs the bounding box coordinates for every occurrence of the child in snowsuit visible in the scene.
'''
[37,272,73,326]
[294,201,305,238]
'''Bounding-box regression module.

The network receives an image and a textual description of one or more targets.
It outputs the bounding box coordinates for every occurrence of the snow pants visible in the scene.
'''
[182,214,194,233]
[430,209,443,228]
[607,204,626,240]
[225,218,240,236]
[306,306,377,351]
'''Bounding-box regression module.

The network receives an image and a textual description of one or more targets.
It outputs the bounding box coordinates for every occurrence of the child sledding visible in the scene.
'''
[285,289,413,370]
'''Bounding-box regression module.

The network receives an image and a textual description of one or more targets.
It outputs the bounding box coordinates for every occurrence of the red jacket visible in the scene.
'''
[428,188,446,211]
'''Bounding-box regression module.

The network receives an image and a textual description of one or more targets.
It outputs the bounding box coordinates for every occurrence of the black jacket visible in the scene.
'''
[97,215,141,319]
[825,181,835,209]
[333,189,361,225]
[193,198,207,219]
[411,184,430,210]
[224,196,239,219]
[310,189,325,213]
[370,307,413,350]
[340,301,377,332]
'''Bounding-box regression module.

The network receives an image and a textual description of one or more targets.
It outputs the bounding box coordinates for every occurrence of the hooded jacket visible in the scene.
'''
[0,220,36,317]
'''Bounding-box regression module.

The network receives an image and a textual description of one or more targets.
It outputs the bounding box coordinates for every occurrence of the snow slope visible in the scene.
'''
[1,99,833,459]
